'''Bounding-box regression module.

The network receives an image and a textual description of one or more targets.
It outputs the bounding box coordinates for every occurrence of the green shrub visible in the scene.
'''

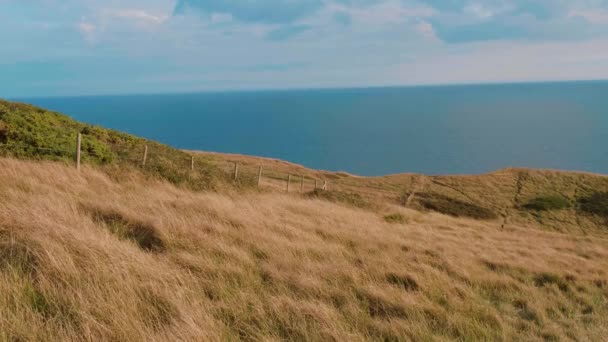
[522,195,571,211]
[0,119,7,143]
[306,189,371,209]
[415,193,497,220]
[0,100,228,191]
[384,214,407,224]
[578,192,608,217]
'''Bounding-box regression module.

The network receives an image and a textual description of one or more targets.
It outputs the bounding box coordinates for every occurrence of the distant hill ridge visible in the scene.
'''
[2,99,608,233]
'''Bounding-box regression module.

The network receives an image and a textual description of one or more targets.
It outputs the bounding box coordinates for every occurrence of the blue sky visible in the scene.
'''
[3,0,608,97]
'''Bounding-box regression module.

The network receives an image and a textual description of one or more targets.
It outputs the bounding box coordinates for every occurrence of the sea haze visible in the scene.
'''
[20,81,608,176]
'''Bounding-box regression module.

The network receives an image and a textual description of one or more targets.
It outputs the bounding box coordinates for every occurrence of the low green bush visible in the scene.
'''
[0,100,227,191]
[384,214,407,224]
[578,192,608,217]
[415,192,497,220]
[306,189,371,209]
[522,195,571,211]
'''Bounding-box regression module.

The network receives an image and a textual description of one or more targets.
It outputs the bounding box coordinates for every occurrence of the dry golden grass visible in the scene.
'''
[1,157,608,341]
[198,151,608,233]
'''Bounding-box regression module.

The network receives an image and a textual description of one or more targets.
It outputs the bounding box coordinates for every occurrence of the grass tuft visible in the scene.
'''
[578,192,608,218]
[415,192,498,220]
[386,273,419,291]
[522,195,571,211]
[87,207,165,252]
[306,189,371,209]
[383,213,407,224]
[0,231,39,276]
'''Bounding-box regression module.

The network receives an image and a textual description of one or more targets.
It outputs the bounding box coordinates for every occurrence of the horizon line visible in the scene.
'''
[10,78,608,100]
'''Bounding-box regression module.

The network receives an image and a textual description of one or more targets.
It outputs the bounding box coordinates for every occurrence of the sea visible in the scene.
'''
[19,81,608,176]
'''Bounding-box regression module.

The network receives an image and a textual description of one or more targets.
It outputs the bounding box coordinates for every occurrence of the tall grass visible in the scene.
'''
[0,158,607,341]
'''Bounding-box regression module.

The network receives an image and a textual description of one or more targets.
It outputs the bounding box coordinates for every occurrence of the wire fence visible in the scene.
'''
[0,134,404,199]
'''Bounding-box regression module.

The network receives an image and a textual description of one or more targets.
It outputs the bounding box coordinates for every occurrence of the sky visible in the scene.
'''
[3,0,608,97]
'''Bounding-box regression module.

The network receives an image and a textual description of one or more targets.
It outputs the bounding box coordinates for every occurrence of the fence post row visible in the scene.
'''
[142,145,148,167]
[76,133,82,171]
[257,166,263,187]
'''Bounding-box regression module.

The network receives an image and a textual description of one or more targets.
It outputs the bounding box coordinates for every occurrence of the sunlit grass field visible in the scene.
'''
[1,158,607,341]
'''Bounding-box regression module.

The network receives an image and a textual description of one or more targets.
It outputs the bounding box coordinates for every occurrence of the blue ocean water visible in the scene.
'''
[20,81,608,176]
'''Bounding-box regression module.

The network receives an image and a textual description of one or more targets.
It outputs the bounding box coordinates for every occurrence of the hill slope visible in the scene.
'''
[1,99,608,340]
[3,99,608,234]
[1,158,607,341]
[0,99,227,190]
[198,151,608,234]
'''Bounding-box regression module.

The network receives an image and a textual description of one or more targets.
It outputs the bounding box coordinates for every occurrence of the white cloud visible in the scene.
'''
[77,19,96,43]
[326,0,434,25]
[463,3,497,19]
[109,9,168,24]
[415,20,438,40]
[78,22,95,33]
[569,9,608,24]
[398,39,608,85]
[210,12,233,24]
[4,0,608,97]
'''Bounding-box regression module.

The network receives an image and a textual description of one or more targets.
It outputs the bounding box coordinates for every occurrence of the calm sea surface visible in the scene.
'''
[20,82,608,176]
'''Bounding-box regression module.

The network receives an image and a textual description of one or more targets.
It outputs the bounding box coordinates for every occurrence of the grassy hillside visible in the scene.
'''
[1,158,607,340]
[1,99,608,340]
[2,99,608,233]
[197,152,608,234]
[0,100,228,190]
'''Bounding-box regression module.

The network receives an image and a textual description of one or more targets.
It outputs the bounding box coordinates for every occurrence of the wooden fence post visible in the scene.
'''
[75,133,81,171]
[287,175,291,192]
[323,180,327,191]
[257,166,263,187]
[233,162,239,181]
[191,156,194,171]
[142,145,148,167]
[300,175,304,192]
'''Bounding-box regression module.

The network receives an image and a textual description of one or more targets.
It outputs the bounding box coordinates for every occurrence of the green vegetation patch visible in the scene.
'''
[415,192,498,220]
[306,189,371,209]
[522,195,571,211]
[383,213,407,224]
[0,119,8,143]
[0,99,228,190]
[578,192,608,218]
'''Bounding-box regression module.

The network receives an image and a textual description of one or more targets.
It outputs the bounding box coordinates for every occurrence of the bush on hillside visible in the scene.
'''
[522,195,571,211]
[306,189,371,209]
[384,213,407,224]
[0,100,228,191]
[0,119,7,143]
[415,192,498,220]
[578,192,608,218]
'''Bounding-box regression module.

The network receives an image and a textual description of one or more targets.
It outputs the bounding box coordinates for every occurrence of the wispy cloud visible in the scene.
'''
[174,0,324,24]
[265,24,310,41]
[3,0,608,97]
[108,9,168,24]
